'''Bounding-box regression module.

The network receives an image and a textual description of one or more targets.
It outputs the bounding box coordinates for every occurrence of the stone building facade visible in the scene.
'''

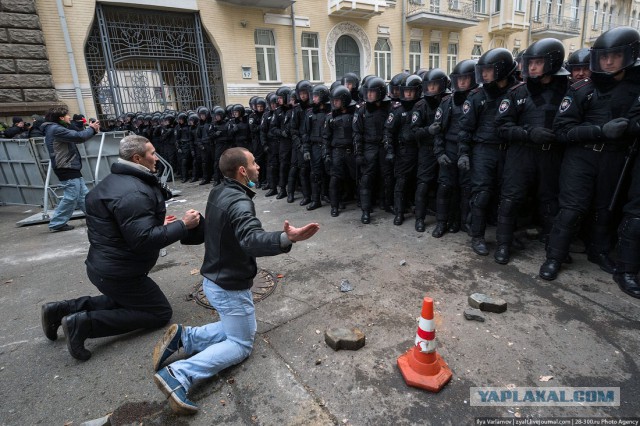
[0,0,58,124]
[2,0,640,123]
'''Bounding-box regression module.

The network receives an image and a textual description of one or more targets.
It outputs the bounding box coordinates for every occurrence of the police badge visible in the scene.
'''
[559,96,572,113]
[411,111,419,124]
[462,101,471,114]
[498,99,510,114]
[434,108,442,121]
[387,113,394,124]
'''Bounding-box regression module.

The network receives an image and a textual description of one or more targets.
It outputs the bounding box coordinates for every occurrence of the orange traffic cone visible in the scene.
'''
[397,296,452,392]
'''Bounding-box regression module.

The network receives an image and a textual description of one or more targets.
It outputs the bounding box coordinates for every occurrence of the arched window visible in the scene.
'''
[374,38,392,81]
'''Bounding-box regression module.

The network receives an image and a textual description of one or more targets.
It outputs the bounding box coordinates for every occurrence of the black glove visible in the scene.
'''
[229,124,238,133]
[303,151,311,162]
[458,154,470,171]
[385,149,394,163]
[428,123,441,136]
[437,153,452,167]
[190,150,195,157]
[177,148,183,154]
[281,130,288,138]
[602,117,629,140]
[213,130,222,137]
[529,127,555,144]
[356,154,365,166]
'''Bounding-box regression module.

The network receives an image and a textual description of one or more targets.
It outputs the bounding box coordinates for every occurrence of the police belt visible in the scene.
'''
[580,143,628,152]
[479,142,509,151]
[513,141,558,151]
[309,138,323,145]
[332,145,353,153]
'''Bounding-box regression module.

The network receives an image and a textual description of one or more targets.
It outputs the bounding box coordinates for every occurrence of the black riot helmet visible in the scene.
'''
[266,92,277,110]
[590,26,640,75]
[330,80,342,92]
[295,80,313,102]
[521,38,568,79]
[400,74,423,101]
[232,104,245,118]
[187,113,198,125]
[255,97,267,112]
[389,72,410,101]
[364,77,390,103]
[359,75,375,101]
[312,84,330,105]
[422,68,450,97]
[197,106,210,121]
[341,72,360,92]
[475,48,517,86]
[450,59,478,92]
[212,106,226,121]
[177,112,188,123]
[225,104,234,118]
[289,90,299,105]
[162,113,175,126]
[275,86,292,106]
[565,48,590,70]
[331,85,354,110]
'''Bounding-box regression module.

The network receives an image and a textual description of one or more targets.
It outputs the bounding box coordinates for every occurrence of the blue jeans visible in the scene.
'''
[49,177,89,229]
[169,278,256,391]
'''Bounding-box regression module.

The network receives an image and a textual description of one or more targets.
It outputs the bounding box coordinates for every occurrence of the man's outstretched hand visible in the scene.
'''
[284,220,320,242]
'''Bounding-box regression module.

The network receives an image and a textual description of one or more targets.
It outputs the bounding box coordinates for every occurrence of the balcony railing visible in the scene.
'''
[328,0,387,18]
[531,14,581,33]
[406,0,478,27]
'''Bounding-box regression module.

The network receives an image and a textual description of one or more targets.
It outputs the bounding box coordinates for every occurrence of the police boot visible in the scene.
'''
[471,238,489,256]
[614,274,640,298]
[330,181,340,217]
[62,312,92,361]
[286,168,297,203]
[494,244,511,265]
[432,222,447,238]
[612,217,640,297]
[307,180,322,211]
[276,188,288,200]
[384,177,395,213]
[460,186,472,234]
[539,258,562,281]
[265,187,278,197]
[587,251,616,274]
[181,163,189,183]
[393,193,404,226]
[41,301,72,341]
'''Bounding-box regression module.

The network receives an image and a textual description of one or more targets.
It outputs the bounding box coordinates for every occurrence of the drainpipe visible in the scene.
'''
[580,0,589,47]
[55,0,86,116]
[291,3,299,81]
[401,0,406,71]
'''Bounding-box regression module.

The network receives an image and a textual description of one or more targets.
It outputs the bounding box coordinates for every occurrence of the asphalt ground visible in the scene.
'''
[1,179,639,425]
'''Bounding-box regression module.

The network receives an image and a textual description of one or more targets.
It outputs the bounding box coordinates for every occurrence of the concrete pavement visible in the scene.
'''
[1,180,639,425]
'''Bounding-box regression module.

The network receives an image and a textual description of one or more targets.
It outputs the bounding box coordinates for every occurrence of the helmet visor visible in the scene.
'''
[366,88,381,103]
[475,64,498,84]
[521,55,552,78]
[590,45,636,74]
[400,85,419,101]
[451,72,475,92]
[422,78,446,97]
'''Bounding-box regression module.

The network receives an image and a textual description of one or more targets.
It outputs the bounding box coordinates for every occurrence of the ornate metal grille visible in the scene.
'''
[85,5,224,120]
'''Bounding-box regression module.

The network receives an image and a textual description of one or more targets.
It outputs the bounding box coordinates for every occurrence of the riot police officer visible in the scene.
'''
[414,69,450,232]
[262,93,280,195]
[302,84,331,210]
[268,86,294,199]
[494,38,570,264]
[430,60,477,238]
[353,77,393,224]
[342,73,360,103]
[228,104,251,151]
[249,97,267,187]
[175,112,192,182]
[210,106,233,186]
[383,74,422,226]
[459,48,520,256]
[288,80,313,205]
[540,27,640,280]
[195,106,213,185]
[324,85,357,217]
[565,48,591,83]
[187,113,201,182]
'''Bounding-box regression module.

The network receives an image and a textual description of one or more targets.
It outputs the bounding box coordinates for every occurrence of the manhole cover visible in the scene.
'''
[187,268,277,310]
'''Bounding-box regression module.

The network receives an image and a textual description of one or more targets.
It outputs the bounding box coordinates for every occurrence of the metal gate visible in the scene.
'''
[85,5,224,120]
[335,35,361,80]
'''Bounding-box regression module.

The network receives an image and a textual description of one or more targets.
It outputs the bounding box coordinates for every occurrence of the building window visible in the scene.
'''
[593,2,599,29]
[374,38,392,81]
[255,29,278,82]
[429,0,441,13]
[545,0,553,18]
[534,0,542,20]
[515,0,525,12]
[608,6,614,30]
[471,44,483,60]
[447,43,458,73]
[301,32,320,82]
[429,42,440,69]
[512,47,520,57]
[601,3,608,30]
[409,40,422,73]
[571,0,580,23]
[556,0,563,23]
[494,0,501,12]
[474,0,486,13]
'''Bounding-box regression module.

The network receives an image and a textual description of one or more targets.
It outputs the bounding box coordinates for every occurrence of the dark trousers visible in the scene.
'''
[75,266,172,338]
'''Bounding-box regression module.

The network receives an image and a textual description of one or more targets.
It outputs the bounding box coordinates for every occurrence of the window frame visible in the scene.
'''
[447,43,458,74]
[409,40,422,73]
[254,28,279,82]
[301,32,322,82]
[374,38,392,81]
[429,42,441,70]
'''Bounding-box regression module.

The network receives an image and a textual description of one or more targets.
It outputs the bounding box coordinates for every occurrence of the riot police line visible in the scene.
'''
[102,27,640,300]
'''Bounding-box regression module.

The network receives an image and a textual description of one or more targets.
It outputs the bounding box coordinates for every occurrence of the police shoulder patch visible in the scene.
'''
[434,108,443,121]
[462,100,471,114]
[411,111,419,123]
[353,115,358,123]
[249,118,254,124]
[498,99,510,114]
[559,96,572,113]
[387,113,395,123]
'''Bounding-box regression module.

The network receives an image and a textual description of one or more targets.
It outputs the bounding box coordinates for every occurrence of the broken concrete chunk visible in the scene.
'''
[324,327,366,351]
[463,308,486,322]
[468,293,507,313]
[340,279,353,292]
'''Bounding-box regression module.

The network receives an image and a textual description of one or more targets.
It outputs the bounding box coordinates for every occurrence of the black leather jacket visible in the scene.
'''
[85,162,188,278]
[200,177,291,290]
